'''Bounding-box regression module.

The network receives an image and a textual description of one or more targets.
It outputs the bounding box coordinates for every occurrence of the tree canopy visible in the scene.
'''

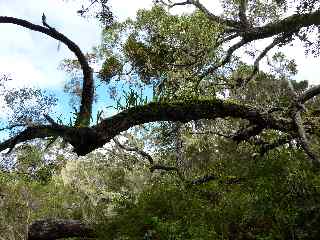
[1,0,320,239]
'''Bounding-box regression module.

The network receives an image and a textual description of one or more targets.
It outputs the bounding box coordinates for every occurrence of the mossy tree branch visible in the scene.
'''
[0,99,298,156]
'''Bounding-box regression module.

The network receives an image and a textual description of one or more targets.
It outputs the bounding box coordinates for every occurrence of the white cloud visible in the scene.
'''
[108,0,153,20]
[281,43,319,84]
[0,55,66,88]
[0,0,101,89]
[108,0,221,19]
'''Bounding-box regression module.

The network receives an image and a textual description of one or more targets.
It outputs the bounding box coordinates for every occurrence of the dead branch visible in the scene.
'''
[246,34,291,82]
[231,125,264,142]
[199,39,249,81]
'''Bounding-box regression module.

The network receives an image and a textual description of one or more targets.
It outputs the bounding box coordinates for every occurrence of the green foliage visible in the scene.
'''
[14,144,61,185]
[99,55,123,83]
[222,0,283,25]
[3,1,320,240]
[99,6,223,99]
[94,147,320,240]
[4,87,57,127]
[2,135,320,239]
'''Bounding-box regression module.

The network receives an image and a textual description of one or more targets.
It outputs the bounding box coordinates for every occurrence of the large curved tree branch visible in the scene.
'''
[0,125,69,153]
[0,16,94,127]
[0,99,295,156]
[0,14,319,160]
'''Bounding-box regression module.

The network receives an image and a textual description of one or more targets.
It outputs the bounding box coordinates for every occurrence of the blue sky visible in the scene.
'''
[0,0,319,125]
[0,0,154,123]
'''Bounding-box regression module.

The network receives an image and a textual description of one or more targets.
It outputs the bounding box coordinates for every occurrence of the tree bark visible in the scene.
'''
[28,219,96,240]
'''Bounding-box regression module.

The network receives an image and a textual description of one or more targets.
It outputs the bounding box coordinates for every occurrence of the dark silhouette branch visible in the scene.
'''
[199,39,249,80]
[189,131,232,138]
[159,0,191,7]
[114,136,243,184]
[0,123,26,131]
[0,16,94,127]
[189,174,244,185]
[43,114,60,127]
[215,33,239,47]
[231,125,264,142]
[113,138,183,178]
[0,125,69,154]
[190,174,218,185]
